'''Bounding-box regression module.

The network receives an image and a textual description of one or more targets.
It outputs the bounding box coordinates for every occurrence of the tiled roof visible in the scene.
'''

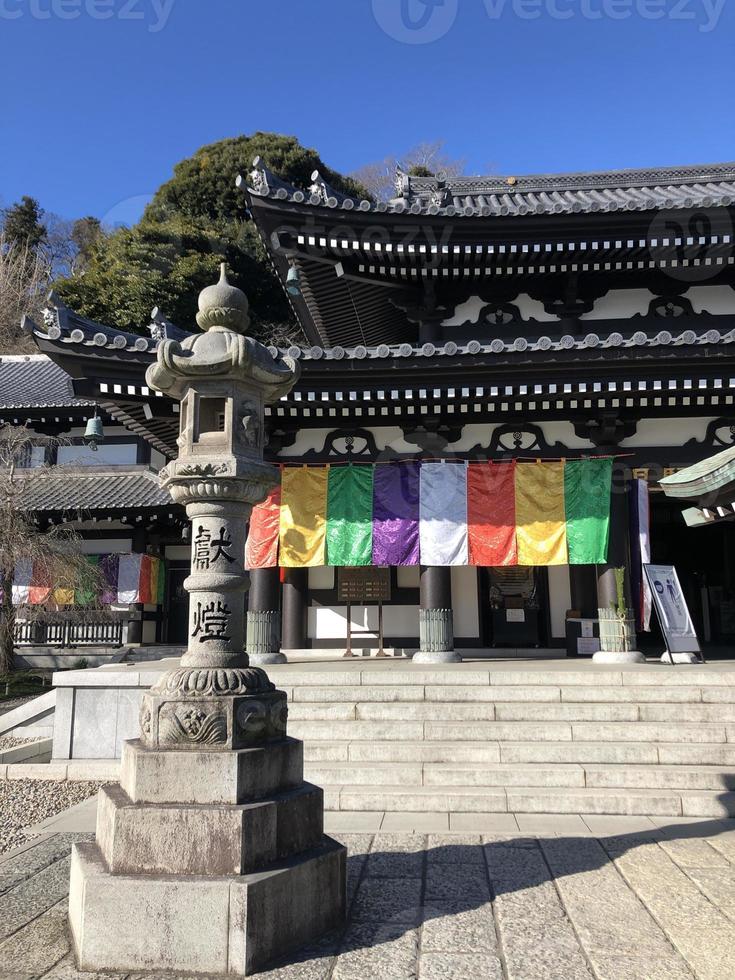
[0,355,95,409]
[16,467,172,512]
[244,159,735,219]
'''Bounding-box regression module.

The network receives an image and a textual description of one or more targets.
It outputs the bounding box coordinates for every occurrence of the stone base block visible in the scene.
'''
[249,652,288,665]
[120,737,304,805]
[70,838,346,977]
[661,651,701,664]
[412,650,463,664]
[97,781,324,875]
[592,650,647,664]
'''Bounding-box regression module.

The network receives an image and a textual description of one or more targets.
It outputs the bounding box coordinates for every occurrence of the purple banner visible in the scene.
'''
[100,554,120,605]
[372,462,420,566]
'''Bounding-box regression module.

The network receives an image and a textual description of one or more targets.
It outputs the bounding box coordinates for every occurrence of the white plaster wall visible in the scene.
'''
[451,566,480,638]
[580,289,657,321]
[441,293,559,325]
[442,295,487,326]
[308,567,335,590]
[397,566,420,589]
[278,426,411,457]
[307,604,418,639]
[57,443,138,466]
[547,565,572,639]
[150,449,167,470]
[619,417,715,449]
[165,545,191,560]
[142,621,157,644]
[683,286,735,315]
[79,538,131,554]
[513,294,560,322]
[448,422,593,453]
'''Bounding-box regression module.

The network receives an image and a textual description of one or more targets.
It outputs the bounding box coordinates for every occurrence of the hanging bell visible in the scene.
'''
[84,412,105,451]
[286,264,301,297]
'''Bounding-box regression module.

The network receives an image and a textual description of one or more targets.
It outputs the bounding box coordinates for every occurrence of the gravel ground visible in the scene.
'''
[0,734,44,750]
[0,693,37,716]
[0,780,103,855]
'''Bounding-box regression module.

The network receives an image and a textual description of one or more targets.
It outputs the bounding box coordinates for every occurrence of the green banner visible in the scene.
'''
[327,465,374,566]
[564,458,613,565]
[75,554,100,606]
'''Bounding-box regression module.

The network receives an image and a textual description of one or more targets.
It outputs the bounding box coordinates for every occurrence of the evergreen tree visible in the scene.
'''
[2,196,47,252]
[55,133,368,343]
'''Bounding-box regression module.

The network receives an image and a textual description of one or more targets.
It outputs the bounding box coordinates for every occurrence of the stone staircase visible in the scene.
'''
[270,662,735,818]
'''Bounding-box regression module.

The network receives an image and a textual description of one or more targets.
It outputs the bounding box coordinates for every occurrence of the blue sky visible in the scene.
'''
[1,0,734,225]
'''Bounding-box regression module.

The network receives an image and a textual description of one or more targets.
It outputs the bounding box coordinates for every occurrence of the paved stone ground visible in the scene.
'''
[4,821,735,979]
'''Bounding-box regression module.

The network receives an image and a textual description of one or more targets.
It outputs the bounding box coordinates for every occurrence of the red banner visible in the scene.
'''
[246,486,281,569]
[467,462,518,566]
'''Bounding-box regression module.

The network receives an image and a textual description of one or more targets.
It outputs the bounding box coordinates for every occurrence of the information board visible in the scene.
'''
[643,564,702,658]
[337,567,391,604]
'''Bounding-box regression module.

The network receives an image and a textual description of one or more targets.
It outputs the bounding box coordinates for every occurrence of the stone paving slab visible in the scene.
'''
[5,824,735,978]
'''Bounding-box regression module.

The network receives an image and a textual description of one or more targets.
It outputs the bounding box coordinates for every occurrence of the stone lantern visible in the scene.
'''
[68,266,346,976]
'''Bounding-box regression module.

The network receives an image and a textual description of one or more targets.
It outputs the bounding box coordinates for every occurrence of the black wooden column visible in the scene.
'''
[281,568,307,651]
[413,565,461,663]
[569,565,598,618]
[246,567,284,665]
[594,463,644,662]
[596,467,634,611]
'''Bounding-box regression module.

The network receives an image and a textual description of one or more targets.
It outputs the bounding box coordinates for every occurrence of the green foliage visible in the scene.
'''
[2,196,47,252]
[55,133,369,342]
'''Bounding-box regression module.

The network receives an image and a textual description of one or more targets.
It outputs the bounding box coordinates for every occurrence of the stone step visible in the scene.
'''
[287,700,735,722]
[326,784,735,818]
[284,684,735,704]
[288,719,731,744]
[303,761,735,791]
[301,739,735,766]
[271,667,735,688]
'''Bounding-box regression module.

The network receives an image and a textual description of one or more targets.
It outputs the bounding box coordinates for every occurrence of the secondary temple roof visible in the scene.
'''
[246,159,735,219]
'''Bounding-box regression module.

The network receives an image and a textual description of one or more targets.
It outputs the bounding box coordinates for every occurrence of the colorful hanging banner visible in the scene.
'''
[564,458,613,565]
[245,458,614,569]
[372,462,420,566]
[117,554,143,604]
[419,462,468,566]
[515,462,568,566]
[74,555,100,607]
[467,462,517,567]
[327,465,374,566]
[28,561,52,605]
[279,467,329,567]
[12,559,33,605]
[101,554,120,605]
[246,486,281,569]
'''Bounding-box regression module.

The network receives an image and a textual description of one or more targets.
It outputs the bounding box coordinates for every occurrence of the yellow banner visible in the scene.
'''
[279,467,328,567]
[515,462,568,566]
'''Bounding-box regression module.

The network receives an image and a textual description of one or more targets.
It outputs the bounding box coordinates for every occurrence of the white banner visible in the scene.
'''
[419,462,468,566]
[643,564,701,655]
[638,480,653,631]
[117,554,143,605]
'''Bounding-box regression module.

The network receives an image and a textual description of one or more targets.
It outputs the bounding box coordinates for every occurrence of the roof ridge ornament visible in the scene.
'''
[308,170,346,207]
[241,155,293,198]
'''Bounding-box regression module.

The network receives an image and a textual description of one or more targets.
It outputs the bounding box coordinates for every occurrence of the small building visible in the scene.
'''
[13,159,735,656]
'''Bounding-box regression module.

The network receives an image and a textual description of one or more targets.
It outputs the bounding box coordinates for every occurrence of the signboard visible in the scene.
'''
[506,608,526,623]
[337,567,391,604]
[643,564,702,657]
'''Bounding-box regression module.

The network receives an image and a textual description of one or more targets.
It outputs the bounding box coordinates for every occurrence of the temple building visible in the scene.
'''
[13,159,735,658]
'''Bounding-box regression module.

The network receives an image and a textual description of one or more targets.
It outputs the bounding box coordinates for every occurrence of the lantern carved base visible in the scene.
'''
[69,687,346,976]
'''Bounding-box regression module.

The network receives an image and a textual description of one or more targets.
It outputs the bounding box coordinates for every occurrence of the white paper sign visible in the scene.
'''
[643,564,701,655]
[581,620,595,638]
[506,609,526,623]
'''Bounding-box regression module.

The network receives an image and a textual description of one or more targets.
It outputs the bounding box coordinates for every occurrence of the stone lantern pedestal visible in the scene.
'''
[68,267,346,976]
